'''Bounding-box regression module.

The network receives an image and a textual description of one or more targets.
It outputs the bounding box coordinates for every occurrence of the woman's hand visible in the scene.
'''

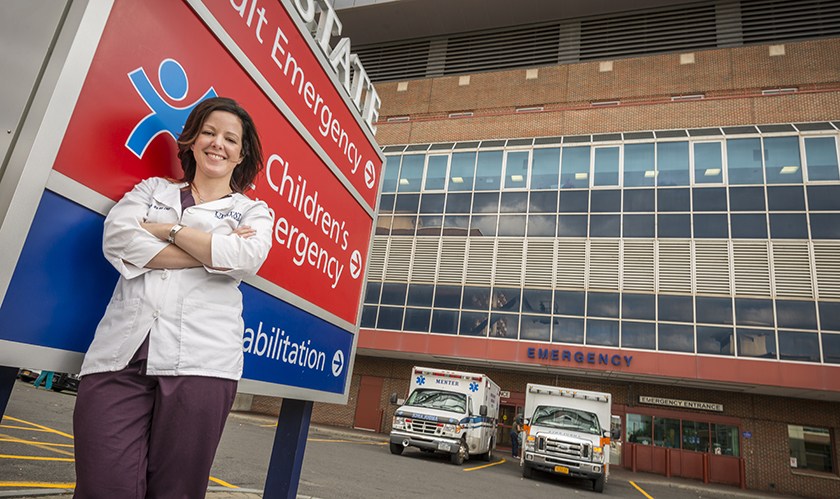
[232,225,256,239]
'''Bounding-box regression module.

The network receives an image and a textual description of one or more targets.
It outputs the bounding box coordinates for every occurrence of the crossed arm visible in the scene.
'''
[140,222,256,270]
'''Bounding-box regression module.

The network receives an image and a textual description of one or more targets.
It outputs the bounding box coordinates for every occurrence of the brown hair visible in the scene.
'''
[177,97,264,193]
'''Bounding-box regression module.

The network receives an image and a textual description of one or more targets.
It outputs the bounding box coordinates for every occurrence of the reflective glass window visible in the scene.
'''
[527,215,557,237]
[624,214,655,237]
[764,136,802,184]
[407,284,434,307]
[769,213,808,239]
[776,300,818,330]
[654,417,681,448]
[625,143,656,187]
[404,308,431,332]
[767,185,806,211]
[727,138,764,185]
[735,298,774,327]
[445,192,472,213]
[657,141,689,186]
[778,331,820,362]
[425,155,448,190]
[431,310,459,334]
[658,188,690,212]
[594,146,620,186]
[622,294,655,320]
[442,215,470,236]
[729,186,766,211]
[397,154,424,192]
[449,152,476,191]
[820,302,840,331]
[591,190,621,212]
[360,306,377,328]
[587,319,619,346]
[658,214,691,238]
[697,326,734,355]
[389,216,416,236]
[520,315,552,341]
[560,146,590,188]
[505,151,529,189]
[557,215,588,237]
[588,292,619,318]
[693,187,727,211]
[694,142,723,184]
[462,286,490,311]
[419,193,445,213]
[553,317,584,344]
[497,215,527,236]
[489,313,519,338]
[394,193,420,213]
[713,424,740,457]
[382,156,400,193]
[531,148,561,189]
[558,190,589,212]
[730,214,767,238]
[810,214,840,239]
[472,191,499,213]
[682,421,710,453]
[364,282,382,304]
[492,287,521,312]
[659,323,695,352]
[379,194,395,213]
[624,188,655,212]
[433,285,462,308]
[523,289,553,315]
[529,191,558,213]
[693,214,728,238]
[805,137,840,181]
[788,425,834,472]
[823,334,840,364]
[470,215,497,236]
[555,291,586,316]
[736,328,776,358]
[377,306,404,330]
[380,283,407,306]
[622,321,656,349]
[475,151,503,190]
[696,296,733,325]
[659,295,694,322]
[627,414,653,445]
[807,185,840,210]
[460,311,488,336]
[416,216,442,236]
[590,214,621,237]
[500,192,528,213]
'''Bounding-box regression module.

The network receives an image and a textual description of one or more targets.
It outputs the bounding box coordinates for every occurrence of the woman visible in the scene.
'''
[73,97,273,498]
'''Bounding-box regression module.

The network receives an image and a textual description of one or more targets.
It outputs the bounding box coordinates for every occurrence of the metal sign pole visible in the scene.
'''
[263,398,313,498]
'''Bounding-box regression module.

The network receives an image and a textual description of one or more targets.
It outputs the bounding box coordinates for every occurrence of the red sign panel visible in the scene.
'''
[51,0,373,323]
[203,0,381,210]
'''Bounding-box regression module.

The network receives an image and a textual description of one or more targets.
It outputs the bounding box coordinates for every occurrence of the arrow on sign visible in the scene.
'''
[364,160,376,189]
[349,250,362,279]
[332,349,345,377]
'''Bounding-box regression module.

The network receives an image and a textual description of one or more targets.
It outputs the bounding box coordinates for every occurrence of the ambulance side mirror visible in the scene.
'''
[389,392,398,404]
[479,405,488,417]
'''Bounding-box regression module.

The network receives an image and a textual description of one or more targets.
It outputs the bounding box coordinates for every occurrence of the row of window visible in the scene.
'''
[382,135,840,193]
[625,414,740,457]
[364,284,840,331]
[360,305,840,363]
[377,211,840,239]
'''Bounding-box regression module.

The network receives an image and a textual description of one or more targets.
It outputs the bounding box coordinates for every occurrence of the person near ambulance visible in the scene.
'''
[72,97,273,498]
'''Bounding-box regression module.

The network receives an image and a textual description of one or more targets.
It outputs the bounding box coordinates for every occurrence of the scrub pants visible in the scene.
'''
[73,341,237,499]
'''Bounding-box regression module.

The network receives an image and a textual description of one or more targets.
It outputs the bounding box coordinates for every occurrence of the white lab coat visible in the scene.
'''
[80,177,273,380]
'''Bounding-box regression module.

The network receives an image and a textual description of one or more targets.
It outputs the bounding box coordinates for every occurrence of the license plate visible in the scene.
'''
[438,442,451,451]
[554,465,570,474]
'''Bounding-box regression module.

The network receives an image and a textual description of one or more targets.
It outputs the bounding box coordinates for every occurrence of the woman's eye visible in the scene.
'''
[201,130,213,136]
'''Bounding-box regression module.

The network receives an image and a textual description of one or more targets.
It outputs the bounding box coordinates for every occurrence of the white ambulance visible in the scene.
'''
[389,366,500,465]
[521,384,612,493]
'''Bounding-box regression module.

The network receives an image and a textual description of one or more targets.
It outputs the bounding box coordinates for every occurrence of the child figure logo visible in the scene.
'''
[125,59,217,158]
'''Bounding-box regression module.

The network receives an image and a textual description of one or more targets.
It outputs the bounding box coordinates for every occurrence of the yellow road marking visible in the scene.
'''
[630,480,654,499]
[464,458,506,471]
[2,416,74,440]
[0,425,57,433]
[0,434,75,457]
[0,481,75,489]
[209,476,239,488]
[0,454,74,462]
[308,438,388,445]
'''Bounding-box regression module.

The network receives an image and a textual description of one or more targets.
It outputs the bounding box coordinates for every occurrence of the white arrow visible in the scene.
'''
[349,250,362,279]
[332,349,345,377]
[364,160,376,189]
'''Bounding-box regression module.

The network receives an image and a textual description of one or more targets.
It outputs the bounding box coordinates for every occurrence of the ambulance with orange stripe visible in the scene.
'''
[389,366,500,465]
[521,384,612,493]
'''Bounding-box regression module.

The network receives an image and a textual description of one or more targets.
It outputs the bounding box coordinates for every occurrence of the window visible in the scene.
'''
[504,151,530,189]
[531,148,560,189]
[764,136,802,184]
[712,424,740,456]
[694,142,723,184]
[449,152,476,191]
[593,146,620,186]
[805,137,839,181]
[682,420,710,452]
[727,138,763,184]
[654,417,681,448]
[560,146,590,188]
[626,414,653,445]
[657,141,689,186]
[789,425,834,472]
[382,156,400,193]
[625,143,656,187]
[398,154,425,192]
[520,315,551,341]
[475,151,503,190]
[424,155,448,190]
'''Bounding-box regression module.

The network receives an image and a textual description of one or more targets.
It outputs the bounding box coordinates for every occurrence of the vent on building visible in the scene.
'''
[466,238,495,286]
[657,240,692,294]
[694,240,731,296]
[524,239,556,289]
[587,239,620,291]
[384,238,413,281]
[771,241,814,298]
[495,239,525,287]
[556,240,586,290]
[732,241,772,297]
[762,88,798,95]
[368,237,388,281]
[740,0,840,44]
[623,240,655,292]
[411,238,442,284]
[812,242,840,299]
[437,238,466,285]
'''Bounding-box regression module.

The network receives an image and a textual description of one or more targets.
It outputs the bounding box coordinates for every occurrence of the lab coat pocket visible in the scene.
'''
[85,297,142,370]
[179,298,243,374]
[143,200,177,223]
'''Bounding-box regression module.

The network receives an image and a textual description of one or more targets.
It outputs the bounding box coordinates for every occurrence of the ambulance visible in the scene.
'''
[389,366,500,465]
[521,384,612,493]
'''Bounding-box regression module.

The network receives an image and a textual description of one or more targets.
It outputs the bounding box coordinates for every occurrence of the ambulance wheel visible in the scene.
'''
[450,440,467,465]
[481,441,493,462]
[389,442,404,455]
[522,462,533,478]
[593,475,605,493]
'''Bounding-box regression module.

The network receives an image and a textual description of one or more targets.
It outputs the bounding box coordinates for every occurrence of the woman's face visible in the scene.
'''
[190,110,244,183]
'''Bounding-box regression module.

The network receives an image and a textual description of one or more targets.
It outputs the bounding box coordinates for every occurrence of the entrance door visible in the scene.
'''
[497,404,520,449]
[353,376,384,431]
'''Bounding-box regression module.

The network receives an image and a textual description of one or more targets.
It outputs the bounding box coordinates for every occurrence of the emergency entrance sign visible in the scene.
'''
[0,0,383,403]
